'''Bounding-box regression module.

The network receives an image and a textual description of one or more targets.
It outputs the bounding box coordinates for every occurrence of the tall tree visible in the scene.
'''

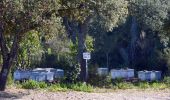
[128,0,170,69]
[0,0,58,91]
[59,0,128,81]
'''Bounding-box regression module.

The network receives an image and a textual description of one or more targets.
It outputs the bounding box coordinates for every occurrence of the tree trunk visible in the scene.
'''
[0,23,19,91]
[106,52,109,68]
[0,46,18,91]
[129,17,139,67]
[63,17,77,44]
[0,60,11,91]
[78,23,86,82]
[77,16,92,82]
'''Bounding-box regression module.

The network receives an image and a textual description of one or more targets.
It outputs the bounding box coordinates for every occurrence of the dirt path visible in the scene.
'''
[0,88,170,100]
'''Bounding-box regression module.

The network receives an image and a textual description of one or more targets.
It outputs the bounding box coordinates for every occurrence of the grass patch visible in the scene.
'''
[112,80,169,90]
[21,80,47,89]
[113,82,135,89]
[47,84,67,92]
[48,83,93,92]
[22,80,40,89]
[111,77,170,90]
[20,80,93,92]
[16,77,170,92]
[67,83,93,92]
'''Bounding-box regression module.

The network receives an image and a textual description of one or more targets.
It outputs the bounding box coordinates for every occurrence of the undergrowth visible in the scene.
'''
[13,77,170,92]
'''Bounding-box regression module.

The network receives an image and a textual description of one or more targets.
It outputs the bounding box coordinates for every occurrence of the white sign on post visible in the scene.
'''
[83,52,91,82]
[83,52,91,60]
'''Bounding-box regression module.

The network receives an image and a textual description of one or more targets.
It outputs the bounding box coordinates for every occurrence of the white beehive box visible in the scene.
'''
[54,69,64,78]
[127,69,135,78]
[30,72,46,82]
[14,70,21,81]
[97,68,108,76]
[111,69,135,79]
[111,69,121,79]
[14,70,30,81]
[120,69,128,78]
[46,72,54,82]
[138,71,145,81]
[150,71,156,81]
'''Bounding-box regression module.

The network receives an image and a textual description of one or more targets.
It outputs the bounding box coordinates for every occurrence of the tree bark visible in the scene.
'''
[0,23,19,91]
[78,23,86,82]
[78,16,92,82]
[63,17,77,44]
[0,59,11,91]
[0,36,19,91]
[129,17,138,67]
[0,22,9,91]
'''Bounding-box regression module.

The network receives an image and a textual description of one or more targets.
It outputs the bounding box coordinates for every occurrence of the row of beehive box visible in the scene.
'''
[138,71,161,81]
[14,68,64,82]
[98,68,161,81]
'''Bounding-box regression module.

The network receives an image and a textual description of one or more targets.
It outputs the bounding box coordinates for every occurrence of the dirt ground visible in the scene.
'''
[0,88,170,100]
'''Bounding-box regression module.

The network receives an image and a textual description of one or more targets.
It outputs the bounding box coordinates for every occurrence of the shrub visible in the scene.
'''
[64,63,81,83]
[14,81,22,88]
[22,80,48,89]
[150,82,167,89]
[22,80,39,89]
[88,64,112,88]
[38,82,48,88]
[163,77,170,84]
[48,84,67,92]
[113,82,134,89]
[7,72,13,86]
[47,83,93,92]
[136,81,150,89]
[163,77,170,87]
[88,75,112,88]
[69,83,93,92]
[112,78,124,84]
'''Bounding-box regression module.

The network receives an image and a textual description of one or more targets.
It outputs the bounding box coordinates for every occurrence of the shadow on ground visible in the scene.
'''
[0,90,30,100]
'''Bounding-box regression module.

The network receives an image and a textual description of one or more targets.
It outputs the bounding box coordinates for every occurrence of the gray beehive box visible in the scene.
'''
[30,71,46,82]
[127,69,134,78]
[138,71,145,81]
[97,68,108,76]
[138,71,161,81]
[14,70,30,81]
[111,69,134,79]
[46,72,54,82]
[111,69,121,79]
[14,70,21,81]
[54,69,64,78]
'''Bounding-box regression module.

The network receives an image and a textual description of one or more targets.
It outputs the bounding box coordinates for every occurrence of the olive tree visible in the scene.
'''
[0,0,58,91]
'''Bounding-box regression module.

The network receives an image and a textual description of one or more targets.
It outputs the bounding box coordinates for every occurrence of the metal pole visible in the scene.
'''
[85,59,88,82]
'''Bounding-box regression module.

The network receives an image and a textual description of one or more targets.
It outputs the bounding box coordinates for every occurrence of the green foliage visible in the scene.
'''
[163,77,170,87]
[65,63,81,83]
[22,80,40,89]
[16,77,170,91]
[88,75,112,88]
[7,72,13,86]
[22,80,48,89]
[69,40,78,57]
[48,83,93,92]
[129,0,170,31]
[17,31,44,69]
[85,35,94,52]
[150,82,167,89]
[112,78,124,84]
[135,82,150,89]
[113,82,134,90]
[38,82,48,88]
[48,84,67,92]
[69,83,93,92]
